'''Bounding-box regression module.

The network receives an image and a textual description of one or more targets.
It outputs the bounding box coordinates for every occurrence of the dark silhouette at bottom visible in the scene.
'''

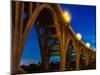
[16,60,96,74]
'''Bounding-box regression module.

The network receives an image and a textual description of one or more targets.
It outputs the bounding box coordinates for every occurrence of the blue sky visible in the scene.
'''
[20,4,96,65]
[60,4,96,48]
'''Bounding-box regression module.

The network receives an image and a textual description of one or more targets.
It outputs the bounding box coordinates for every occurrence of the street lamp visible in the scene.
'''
[86,42,90,48]
[63,11,71,23]
[76,33,82,41]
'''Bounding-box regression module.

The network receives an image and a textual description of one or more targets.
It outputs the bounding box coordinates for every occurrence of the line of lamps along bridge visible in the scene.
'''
[63,11,95,51]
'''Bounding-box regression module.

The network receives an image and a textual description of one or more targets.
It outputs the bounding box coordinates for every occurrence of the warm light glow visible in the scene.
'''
[86,42,90,48]
[63,11,71,22]
[76,33,82,40]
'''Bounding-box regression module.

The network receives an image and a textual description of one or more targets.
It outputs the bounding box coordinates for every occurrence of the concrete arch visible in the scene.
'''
[23,4,58,38]
[65,38,77,70]
[66,38,77,53]
[19,4,60,51]
[79,47,88,65]
[79,47,89,67]
[88,51,94,63]
[79,47,87,60]
[17,4,60,71]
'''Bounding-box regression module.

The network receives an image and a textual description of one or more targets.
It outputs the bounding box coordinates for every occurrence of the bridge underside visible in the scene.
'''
[11,1,96,74]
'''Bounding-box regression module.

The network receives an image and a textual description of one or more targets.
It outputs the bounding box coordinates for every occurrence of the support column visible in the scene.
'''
[20,2,24,37]
[60,26,66,71]
[76,45,80,70]
[35,24,49,71]
[12,2,26,74]
[12,1,19,73]
[64,32,70,70]
[43,43,49,71]
[42,49,49,71]
[29,2,33,19]
[86,51,89,66]
[76,55,80,70]
[15,2,26,73]
[44,56,49,71]
[43,26,49,71]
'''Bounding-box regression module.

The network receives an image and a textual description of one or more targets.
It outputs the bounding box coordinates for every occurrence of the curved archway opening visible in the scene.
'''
[65,40,76,71]
[20,25,42,73]
[20,7,60,73]
[79,49,87,70]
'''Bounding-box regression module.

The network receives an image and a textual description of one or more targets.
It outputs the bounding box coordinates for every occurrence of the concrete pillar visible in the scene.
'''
[41,47,49,71]
[60,26,66,71]
[76,55,80,70]
[64,32,70,70]
[20,2,24,37]
[29,2,33,19]
[43,26,49,71]
[76,46,80,70]
[12,1,19,73]
[86,52,89,66]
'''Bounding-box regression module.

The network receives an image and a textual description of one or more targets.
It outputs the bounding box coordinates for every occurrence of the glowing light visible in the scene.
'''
[63,11,71,22]
[76,33,82,40]
[86,42,90,48]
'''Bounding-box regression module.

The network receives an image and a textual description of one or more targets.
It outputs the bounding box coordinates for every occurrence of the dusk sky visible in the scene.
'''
[20,4,96,65]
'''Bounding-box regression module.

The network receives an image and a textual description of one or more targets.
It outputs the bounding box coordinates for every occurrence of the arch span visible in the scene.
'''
[65,39,77,70]
[66,38,76,52]
[17,4,61,71]
[79,48,88,69]
[23,4,58,38]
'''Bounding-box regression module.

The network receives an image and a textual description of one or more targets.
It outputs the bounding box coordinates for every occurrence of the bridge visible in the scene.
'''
[11,1,96,74]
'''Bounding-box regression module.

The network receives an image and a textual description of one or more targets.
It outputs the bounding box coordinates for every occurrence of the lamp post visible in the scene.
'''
[76,33,82,41]
[63,11,71,23]
[86,42,90,48]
